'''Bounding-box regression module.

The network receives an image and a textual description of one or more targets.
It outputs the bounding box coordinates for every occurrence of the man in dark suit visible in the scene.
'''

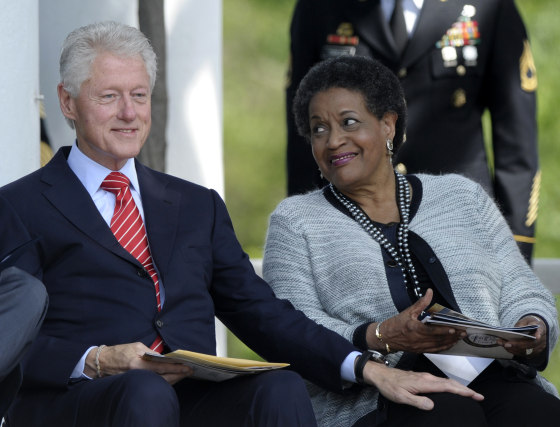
[0,223,48,420]
[0,21,482,426]
[286,0,538,261]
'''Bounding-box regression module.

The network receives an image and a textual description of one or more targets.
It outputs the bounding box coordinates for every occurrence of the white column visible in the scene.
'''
[164,0,224,196]
[0,0,40,185]
[165,0,226,355]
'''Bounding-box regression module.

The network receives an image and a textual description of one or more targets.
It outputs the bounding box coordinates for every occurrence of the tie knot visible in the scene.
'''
[101,172,131,194]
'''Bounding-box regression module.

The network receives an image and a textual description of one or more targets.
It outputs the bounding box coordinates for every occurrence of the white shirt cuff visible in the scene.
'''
[341,351,362,383]
[70,346,97,380]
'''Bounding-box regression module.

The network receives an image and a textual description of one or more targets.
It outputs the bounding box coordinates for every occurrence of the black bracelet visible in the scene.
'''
[354,350,387,385]
[352,322,371,350]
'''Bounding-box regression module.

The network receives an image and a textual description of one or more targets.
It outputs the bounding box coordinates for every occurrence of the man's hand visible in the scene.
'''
[85,342,193,384]
[362,361,484,410]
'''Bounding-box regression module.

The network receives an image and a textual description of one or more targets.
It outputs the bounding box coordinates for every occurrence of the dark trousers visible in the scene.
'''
[9,369,317,427]
[354,360,560,427]
[0,267,48,419]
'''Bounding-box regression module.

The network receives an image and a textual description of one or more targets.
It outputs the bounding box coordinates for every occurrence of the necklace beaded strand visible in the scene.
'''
[329,172,423,299]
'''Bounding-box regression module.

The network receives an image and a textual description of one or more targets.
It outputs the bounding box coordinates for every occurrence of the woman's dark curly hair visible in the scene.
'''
[293,55,407,154]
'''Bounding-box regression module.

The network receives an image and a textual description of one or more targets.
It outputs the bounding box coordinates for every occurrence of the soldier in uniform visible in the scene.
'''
[286,0,539,261]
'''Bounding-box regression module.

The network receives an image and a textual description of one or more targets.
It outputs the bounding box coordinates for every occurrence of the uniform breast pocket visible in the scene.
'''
[430,46,481,80]
[320,44,356,60]
[429,47,481,119]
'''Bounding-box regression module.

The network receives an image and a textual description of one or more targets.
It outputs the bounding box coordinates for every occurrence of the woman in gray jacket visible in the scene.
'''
[264,55,560,426]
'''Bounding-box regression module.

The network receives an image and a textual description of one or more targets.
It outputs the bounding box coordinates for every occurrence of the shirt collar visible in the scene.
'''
[382,0,424,19]
[67,141,140,197]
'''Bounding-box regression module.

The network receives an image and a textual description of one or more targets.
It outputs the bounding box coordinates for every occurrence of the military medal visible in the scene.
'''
[321,22,359,60]
[463,45,478,66]
[441,46,457,67]
[436,5,480,68]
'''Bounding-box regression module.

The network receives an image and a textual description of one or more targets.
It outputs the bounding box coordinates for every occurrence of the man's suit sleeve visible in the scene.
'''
[206,190,356,392]
[0,195,91,389]
[487,0,538,261]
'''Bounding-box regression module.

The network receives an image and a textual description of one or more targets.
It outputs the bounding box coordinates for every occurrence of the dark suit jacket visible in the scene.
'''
[0,147,356,417]
[286,0,538,260]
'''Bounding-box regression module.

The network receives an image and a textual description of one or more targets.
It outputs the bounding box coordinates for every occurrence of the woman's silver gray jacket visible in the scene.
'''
[263,174,558,427]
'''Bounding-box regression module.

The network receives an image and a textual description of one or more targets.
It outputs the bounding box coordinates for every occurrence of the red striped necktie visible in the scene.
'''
[101,171,163,353]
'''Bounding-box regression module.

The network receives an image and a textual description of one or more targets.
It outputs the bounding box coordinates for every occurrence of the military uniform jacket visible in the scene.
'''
[286,0,539,260]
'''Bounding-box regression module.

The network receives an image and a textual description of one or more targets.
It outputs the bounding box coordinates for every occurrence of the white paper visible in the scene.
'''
[424,353,493,386]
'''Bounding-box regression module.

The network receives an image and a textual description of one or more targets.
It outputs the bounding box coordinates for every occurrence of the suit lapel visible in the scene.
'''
[42,150,182,283]
[135,162,181,277]
[402,0,463,66]
[41,148,140,265]
[347,0,396,61]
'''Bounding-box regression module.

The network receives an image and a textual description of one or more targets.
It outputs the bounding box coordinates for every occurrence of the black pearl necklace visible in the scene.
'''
[329,172,423,298]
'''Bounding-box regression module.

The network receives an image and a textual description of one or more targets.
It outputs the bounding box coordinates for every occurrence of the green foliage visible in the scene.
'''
[543,297,560,387]
[223,0,560,388]
[223,0,296,256]
[516,1,560,256]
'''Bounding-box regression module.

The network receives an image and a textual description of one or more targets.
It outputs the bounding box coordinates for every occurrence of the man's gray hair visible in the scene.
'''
[60,21,157,128]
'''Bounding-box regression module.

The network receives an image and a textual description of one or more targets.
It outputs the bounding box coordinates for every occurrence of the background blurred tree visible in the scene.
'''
[138,0,167,171]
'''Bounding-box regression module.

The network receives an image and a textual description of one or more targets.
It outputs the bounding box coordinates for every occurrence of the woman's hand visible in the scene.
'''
[501,315,548,358]
[362,361,484,410]
[369,289,465,354]
[85,342,194,384]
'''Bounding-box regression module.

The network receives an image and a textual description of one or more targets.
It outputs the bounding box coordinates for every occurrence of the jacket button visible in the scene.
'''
[428,257,436,264]
[452,88,467,108]
[156,320,164,328]
[387,259,398,268]
[137,269,148,278]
